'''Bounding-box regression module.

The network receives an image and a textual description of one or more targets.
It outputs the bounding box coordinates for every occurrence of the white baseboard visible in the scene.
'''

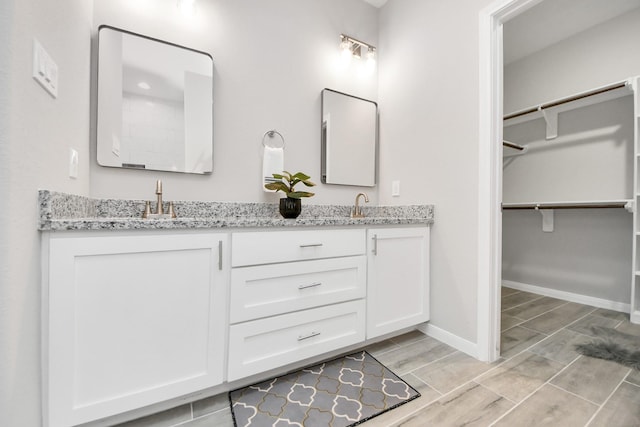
[418,323,478,359]
[502,280,630,313]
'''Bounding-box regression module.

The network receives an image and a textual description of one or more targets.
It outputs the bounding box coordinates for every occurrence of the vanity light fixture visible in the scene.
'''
[340,34,376,62]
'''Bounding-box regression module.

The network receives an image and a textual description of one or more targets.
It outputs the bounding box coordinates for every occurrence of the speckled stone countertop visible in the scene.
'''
[38,190,434,231]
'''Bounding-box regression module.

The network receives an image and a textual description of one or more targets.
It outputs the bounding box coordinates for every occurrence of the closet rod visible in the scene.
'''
[503,140,524,151]
[502,202,628,210]
[503,82,628,121]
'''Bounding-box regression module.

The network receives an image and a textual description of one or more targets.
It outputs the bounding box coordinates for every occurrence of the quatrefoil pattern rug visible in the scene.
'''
[229,351,420,427]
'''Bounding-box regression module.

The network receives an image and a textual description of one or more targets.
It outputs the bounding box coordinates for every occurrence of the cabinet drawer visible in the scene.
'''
[230,256,366,323]
[231,229,365,266]
[227,300,366,381]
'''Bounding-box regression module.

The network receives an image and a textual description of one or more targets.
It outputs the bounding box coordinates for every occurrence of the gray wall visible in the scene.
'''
[378,0,495,346]
[0,1,378,425]
[0,1,93,425]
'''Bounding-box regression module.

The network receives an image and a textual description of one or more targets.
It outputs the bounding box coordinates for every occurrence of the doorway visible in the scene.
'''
[479,0,640,361]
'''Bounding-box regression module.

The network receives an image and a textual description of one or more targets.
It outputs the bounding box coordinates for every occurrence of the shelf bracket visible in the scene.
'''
[542,108,558,140]
[625,200,635,213]
[536,207,554,232]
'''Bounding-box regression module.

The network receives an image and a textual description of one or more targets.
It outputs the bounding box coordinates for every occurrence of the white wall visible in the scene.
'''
[502,7,640,306]
[0,1,379,425]
[0,0,93,425]
[378,0,494,345]
[504,6,640,113]
[91,0,380,205]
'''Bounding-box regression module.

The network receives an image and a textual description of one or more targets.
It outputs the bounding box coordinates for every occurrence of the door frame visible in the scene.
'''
[477,0,544,362]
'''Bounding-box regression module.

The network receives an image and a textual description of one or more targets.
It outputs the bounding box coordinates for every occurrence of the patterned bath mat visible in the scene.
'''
[229,350,420,427]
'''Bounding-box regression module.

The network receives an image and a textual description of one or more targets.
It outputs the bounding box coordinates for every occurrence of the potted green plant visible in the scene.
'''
[265,171,316,218]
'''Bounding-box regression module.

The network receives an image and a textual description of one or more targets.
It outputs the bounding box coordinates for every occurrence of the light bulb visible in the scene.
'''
[340,36,351,52]
[340,38,353,62]
[366,47,376,61]
[137,81,151,90]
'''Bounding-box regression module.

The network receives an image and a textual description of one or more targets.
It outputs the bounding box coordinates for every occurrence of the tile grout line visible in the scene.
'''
[546,382,603,407]
[411,291,631,427]
[503,299,570,319]
[489,299,611,425]
[583,371,632,426]
[428,307,589,409]
[504,300,570,322]
[486,355,585,427]
[500,305,601,361]
[500,295,546,312]
[172,295,633,426]
[397,347,458,377]
[402,351,466,395]
[490,292,629,427]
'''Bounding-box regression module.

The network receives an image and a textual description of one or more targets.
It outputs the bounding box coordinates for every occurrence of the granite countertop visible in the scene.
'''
[38,190,434,231]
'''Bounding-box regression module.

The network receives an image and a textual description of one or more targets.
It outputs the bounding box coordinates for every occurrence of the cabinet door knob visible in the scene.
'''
[297,331,321,341]
[298,282,322,290]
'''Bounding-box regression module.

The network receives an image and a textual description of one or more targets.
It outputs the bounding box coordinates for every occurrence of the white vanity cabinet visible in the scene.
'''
[42,232,228,427]
[41,220,431,426]
[227,229,367,380]
[366,227,430,338]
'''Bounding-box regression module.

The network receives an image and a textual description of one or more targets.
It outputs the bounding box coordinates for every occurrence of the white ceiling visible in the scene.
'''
[504,0,640,64]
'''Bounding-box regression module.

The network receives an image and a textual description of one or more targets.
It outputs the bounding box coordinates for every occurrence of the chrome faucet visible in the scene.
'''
[155,179,164,215]
[351,192,369,218]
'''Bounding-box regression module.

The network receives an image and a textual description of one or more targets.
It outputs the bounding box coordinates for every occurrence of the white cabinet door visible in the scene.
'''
[366,227,430,339]
[44,232,228,427]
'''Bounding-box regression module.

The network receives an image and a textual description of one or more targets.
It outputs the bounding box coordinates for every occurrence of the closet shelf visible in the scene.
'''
[502,199,633,211]
[504,80,633,128]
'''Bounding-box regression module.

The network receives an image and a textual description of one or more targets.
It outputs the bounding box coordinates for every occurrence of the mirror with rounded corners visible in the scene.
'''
[96,25,213,174]
[321,89,377,187]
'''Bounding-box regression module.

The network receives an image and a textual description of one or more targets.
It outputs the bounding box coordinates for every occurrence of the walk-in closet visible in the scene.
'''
[499,0,640,354]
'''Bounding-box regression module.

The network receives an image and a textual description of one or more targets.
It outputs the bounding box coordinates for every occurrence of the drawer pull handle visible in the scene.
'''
[372,234,378,256]
[298,331,321,341]
[298,282,322,290]
[300,243,323,248]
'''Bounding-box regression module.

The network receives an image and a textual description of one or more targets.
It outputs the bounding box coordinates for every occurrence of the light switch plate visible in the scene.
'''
[392,180,400,197]
[69,148,78,179]
[33,39,58,98]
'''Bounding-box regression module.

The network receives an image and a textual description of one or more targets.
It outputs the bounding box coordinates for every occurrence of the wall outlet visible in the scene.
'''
[69,148,79,179]
[392,180,400,197]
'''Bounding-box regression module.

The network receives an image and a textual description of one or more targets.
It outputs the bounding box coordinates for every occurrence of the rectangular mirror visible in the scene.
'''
[96,25,213,174]
[321,89,377,187]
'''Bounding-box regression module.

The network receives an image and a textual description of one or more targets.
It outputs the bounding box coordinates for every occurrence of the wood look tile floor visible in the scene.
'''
[123,287,640,426]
